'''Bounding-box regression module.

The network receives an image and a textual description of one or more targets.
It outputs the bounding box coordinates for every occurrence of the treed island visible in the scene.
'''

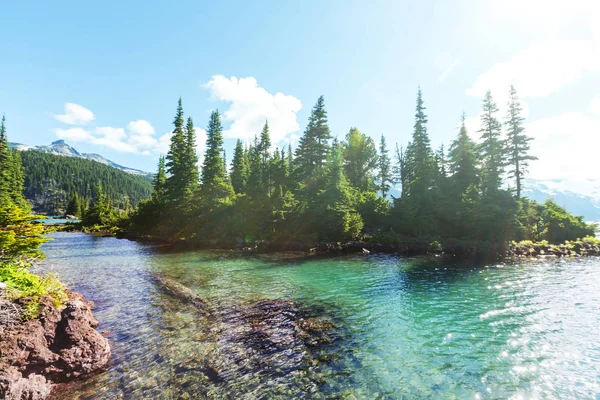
[78,87,597,258]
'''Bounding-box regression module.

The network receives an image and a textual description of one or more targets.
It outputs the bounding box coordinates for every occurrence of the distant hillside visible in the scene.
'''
[522,178,600,221]
[10,140,150,176]
[389,177,600,222]
[19,150,153,215]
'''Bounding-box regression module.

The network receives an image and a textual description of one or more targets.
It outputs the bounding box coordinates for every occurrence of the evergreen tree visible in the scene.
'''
[165,97,187,200]
[505,86,536,198]
[65,193,81,217]
[404,87,434,198]
[201,110,233,198]
[152,156,167,202]
[377,134,392,197]
[342,128,378,191]
[478,90,505,193]
[315,140,363,240]
[448,113,479,196]
[0,115,14,206]
[183,117,200,195]
[258,121,272,195]
[294,96,331,181]
[392,143,408,198]
[230,139,248,194]
[82,182,115,226]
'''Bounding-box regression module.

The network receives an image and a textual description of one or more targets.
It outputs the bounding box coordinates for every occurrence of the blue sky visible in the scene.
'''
[1,0,599,180]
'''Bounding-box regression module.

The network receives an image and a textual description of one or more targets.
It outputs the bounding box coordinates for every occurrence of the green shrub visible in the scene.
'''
[0,263,67,319]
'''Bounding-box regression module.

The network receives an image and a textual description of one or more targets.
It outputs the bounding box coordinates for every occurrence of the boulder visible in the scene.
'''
[0,291,111,400]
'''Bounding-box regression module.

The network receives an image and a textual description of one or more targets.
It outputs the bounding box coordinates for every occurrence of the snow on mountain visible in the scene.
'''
[522,178,600,221]
[9,140,150,176]
[388,177,600,222]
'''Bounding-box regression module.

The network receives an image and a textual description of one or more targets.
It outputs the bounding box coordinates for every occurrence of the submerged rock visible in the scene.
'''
[152,276,344,397]
[0,291,111,400]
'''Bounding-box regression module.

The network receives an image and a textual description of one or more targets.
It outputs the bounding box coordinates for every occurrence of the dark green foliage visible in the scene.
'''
[377,134,392,197]
[342,128,378,191]
[230,139,248,194]
[126,91,593,249]
[505,86,536,198]
[65,193,82,217]
[294,96,331,182]
[201,110,233,199]
[81,183,117,226]
[19,150,152,214]
[152,156,167,203]
[478,90,505,194]
[448,114,479,197]
[166,99,199,200]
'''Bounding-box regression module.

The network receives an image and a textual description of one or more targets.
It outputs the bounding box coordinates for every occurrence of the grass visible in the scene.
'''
[0,262,68,320]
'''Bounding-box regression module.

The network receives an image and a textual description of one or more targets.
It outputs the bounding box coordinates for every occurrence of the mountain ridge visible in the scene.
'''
[9,140,151,176]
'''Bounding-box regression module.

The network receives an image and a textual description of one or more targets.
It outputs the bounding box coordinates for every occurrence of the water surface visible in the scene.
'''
[39,232,600,399]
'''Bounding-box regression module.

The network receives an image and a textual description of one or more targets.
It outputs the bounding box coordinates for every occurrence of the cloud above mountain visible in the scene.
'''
[52,103,175,156]
[53,103,96,125]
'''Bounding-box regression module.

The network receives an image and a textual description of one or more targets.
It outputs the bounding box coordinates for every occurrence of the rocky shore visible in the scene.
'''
[0,291,111,400]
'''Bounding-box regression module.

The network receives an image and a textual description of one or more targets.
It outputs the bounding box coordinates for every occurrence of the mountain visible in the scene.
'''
[9,140,150,176]
[18,150,153,215]
[388,178,600,222]
[522,178,600,222]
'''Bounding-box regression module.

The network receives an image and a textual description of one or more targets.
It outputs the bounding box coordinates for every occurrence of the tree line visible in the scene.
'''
[18,150,153,215]
[127,87,594,246]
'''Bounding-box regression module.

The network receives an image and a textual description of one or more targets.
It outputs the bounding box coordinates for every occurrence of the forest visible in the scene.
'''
[121,87,595,252]
[19,150,152,215]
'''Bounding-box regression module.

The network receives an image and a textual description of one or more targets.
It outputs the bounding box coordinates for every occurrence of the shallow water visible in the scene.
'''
[39,232,600,399]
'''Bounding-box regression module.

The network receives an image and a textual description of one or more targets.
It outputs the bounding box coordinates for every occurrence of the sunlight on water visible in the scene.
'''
[39,232,600,399]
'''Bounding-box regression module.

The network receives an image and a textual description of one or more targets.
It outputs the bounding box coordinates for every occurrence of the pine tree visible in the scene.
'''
[152,156,167,202]
[0,115,14,206]
[478,90,505,193]
[258,121,272,195]
[165,97,187,200]
[230,139,248,194]
[377,134,392,197]
[404,87,434,199]
[294,96,331,181]
[392,143,408,198]
[183,117,199,195]
[342,127,378,191]
[201,110,233,198]
[505,86,536,198]
[448,113,479,196]
[65,193,81,217]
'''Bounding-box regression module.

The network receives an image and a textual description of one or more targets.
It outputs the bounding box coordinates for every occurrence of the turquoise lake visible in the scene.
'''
[39,232,600,399]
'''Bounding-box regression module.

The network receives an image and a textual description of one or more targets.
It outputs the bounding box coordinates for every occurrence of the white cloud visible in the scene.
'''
[128,120,155,136]
[54,127,93,141]
[527,111,600,180]
[203,75,302,144]
[195,128,207,161]
[53,103,96,125]
[467,40,600,102]
[437,59,460,84]
[589,96,600,115]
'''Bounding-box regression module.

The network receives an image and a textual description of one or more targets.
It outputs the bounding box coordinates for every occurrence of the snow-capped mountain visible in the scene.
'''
[522,178,600,221]
[388,177,600,222]
[9,140,150,176]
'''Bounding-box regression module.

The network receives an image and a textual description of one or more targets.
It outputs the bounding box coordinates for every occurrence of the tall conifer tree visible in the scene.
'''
[377,134,392,197]
[505,86,536,198]
[201,110,233,198]
[478,90,505,193]
[448,113,479,196]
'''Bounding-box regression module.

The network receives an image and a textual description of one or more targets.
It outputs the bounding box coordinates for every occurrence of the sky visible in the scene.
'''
[1,0,599,180]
